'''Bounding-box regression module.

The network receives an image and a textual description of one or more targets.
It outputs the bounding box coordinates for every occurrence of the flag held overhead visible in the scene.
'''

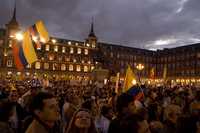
[123,65,136,92]
[35,20,50,42]
[22,31,37,64]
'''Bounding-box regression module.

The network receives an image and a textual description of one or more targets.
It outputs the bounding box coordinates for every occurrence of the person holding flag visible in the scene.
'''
[123,65,144,102]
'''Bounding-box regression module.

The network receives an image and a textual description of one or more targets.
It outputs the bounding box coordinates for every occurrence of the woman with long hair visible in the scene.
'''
[65,108,97,133]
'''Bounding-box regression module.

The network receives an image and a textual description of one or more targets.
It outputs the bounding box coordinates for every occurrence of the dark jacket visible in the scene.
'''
[0,121,14,133]
[25,118,62,133]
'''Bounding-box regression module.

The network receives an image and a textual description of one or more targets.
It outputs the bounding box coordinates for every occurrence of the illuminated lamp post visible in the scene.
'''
[136,63,144,83]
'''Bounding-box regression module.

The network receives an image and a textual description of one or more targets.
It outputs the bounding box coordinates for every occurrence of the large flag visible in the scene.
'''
[35,20,50,42]
[123,65,136,92]
[22,31,37,64]
[150,67,155,79]
[163,64,167,80]
[12,40,24,70]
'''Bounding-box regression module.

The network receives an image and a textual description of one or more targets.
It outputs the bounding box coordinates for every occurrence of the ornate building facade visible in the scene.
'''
[1,5,200,85]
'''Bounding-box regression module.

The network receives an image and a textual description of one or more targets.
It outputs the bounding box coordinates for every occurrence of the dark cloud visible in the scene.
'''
[0,0,200,49]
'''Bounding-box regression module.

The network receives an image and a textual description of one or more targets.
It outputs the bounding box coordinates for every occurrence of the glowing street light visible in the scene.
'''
[136,63,144,71]
[40,37,46,43]
[52,39,57,44]
[15,32,23,41]
[136,63,144,83]
[32,36,38,42]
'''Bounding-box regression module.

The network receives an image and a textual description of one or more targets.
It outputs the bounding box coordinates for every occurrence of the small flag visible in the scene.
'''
[29,25,42,49]
[163,64,167,80]
[22,30,37,64]
[35,20,50,42]
[150,67,155,79]
[123,65,136,92]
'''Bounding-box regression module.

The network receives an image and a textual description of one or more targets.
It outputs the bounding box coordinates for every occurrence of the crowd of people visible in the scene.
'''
[0,78,200,133]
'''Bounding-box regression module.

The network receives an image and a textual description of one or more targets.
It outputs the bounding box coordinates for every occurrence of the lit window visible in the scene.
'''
[82,60,85,63]
[44,63,49,69]
[76,65,81,72]
[46,45,50,51]
[91,66,95,71]
[86,43,90,47]
[58,57,62,61]
[84,49,88,55]
[16,72,21,75]
[88,61,91,64]
[69,64,73,71]
[7,71,12,75]
[53,63,58,71]
[7,60,13,67]
[49,55,54,61]
[70,47,74,54]
[54,45,58,52]
[26,64,31,68]
[9,40,12,48]
[84,66,88,72]
[61,64,66,71]
[52,39,56,44]
[26,72,30,76]
[37,45,41,50]
[77,48,81,54]
[62,47,66,53]
[35,62,41,69]
[65,57,70,62]
[73,59,77,63]
[75,43,79,46]
[92,42,95,48]
[0,40,3,45]
[68,41,71,45]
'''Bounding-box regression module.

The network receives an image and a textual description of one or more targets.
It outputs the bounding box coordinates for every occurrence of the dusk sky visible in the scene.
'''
[0,0,200,50]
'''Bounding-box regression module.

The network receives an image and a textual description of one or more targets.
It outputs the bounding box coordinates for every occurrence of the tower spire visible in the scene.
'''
[12,0,17,21]
[7,0,18,26]
[88,17,96,37]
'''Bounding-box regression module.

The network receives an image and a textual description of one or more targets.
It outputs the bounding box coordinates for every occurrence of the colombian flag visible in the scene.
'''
[22,31,37,64]
[12,40,24,70]
[123,65,136,92]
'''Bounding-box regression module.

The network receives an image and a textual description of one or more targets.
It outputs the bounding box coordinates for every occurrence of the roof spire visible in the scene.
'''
[88,17,96,37]
[12,0,17,21]
[7,0,18,27]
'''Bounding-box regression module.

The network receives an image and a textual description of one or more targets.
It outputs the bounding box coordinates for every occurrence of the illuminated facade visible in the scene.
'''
[1,5,200,84]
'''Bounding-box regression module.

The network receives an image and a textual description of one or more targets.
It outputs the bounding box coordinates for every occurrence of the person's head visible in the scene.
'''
[30,92,60,123]
[121,114,151,133]
[0,99,15,121]
[101,105,113,120]
[9,89,19,103]
[116,93,135,116]
[66,108,97,133]
[164,104,181,124]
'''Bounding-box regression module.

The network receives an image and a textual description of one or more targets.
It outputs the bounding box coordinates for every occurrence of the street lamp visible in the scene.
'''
[136,63,144,83]
[15,32,23,41]
[136,63,144,71]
